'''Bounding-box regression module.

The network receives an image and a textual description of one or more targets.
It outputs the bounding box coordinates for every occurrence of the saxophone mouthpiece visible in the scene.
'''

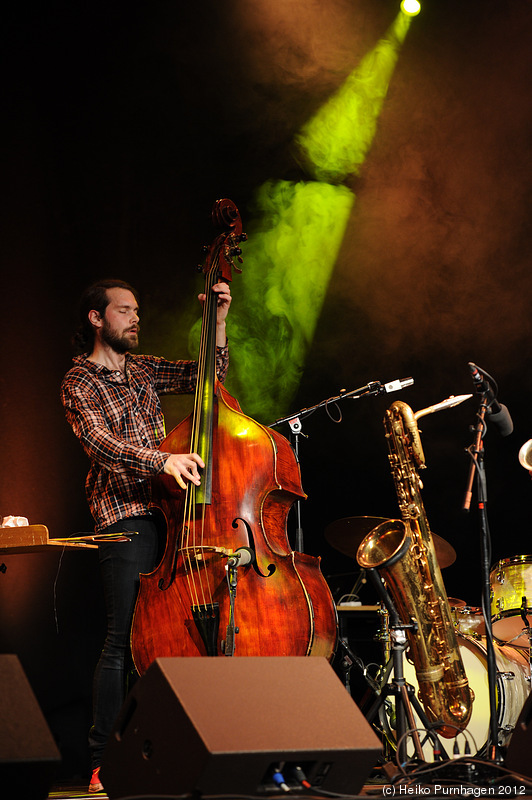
[414,394,472,420]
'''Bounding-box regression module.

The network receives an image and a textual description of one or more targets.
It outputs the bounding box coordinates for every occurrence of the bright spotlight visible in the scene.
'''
[401,0,421,15]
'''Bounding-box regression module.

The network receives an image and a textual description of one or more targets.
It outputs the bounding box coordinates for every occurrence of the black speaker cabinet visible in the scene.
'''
[505,692,532,779]
[0,654,61,799]
[100,656,382,799]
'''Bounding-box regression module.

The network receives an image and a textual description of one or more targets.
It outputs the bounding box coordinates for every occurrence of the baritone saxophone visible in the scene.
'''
[357,398,474,737]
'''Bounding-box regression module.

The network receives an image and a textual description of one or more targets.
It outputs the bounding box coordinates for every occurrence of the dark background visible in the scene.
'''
[2,0,532,778]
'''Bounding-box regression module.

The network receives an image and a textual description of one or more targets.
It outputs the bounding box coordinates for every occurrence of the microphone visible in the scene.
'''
[384,377,414,393]
[468,362,513,436]
[226,546,254,567]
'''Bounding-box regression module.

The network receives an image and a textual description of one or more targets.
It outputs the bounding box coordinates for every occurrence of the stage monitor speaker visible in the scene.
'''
[505,692,532,779]
[0,654,61,799]
[100,656,382,799]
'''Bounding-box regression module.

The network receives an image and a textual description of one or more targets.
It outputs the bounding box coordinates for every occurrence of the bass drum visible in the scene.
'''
[381,634,530,758]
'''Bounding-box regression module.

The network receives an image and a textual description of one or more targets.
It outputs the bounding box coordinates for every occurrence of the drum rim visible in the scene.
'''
[491,554,532,571]
[492,608,532,622]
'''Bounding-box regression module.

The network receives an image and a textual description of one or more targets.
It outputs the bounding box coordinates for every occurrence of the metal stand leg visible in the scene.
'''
[363,568,448,764]
[365,627,447,763]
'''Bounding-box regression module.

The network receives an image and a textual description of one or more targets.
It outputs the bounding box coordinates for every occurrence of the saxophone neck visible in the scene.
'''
[386,400,426,469]
[386,394,473,471]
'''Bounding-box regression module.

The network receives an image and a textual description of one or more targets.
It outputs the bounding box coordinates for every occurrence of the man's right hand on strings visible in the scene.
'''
[163,452,205,489]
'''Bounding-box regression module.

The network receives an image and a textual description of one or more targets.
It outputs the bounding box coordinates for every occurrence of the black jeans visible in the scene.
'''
[88,516,160,769]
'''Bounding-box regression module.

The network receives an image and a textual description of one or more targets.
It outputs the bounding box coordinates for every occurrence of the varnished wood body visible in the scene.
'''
[131,385,337,674]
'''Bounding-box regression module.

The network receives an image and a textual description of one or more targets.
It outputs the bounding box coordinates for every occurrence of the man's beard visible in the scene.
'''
[101,319,139,354]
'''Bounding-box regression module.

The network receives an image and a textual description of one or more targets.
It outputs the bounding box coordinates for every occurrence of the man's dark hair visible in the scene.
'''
[73,278,140,354]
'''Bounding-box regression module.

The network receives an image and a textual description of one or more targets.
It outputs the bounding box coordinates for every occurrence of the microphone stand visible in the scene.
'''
[268,378,413,552]
[222,547,253,657]
[463,395,501,763]
[287,416,305,553]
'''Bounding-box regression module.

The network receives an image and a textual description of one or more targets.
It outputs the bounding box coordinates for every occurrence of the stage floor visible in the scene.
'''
[49,785,102,800]
[46,771,532,800]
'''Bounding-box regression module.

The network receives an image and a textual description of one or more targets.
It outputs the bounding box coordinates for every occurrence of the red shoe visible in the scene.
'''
[89,766,104,793]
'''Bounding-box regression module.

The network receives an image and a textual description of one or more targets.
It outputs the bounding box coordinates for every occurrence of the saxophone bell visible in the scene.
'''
[357,518,410,572]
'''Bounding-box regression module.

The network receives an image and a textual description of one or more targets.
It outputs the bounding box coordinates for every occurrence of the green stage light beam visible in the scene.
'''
[295,12,411,184]
[190,12,414,422]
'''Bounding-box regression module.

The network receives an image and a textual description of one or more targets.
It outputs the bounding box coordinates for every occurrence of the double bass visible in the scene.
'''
[131,199,337,672]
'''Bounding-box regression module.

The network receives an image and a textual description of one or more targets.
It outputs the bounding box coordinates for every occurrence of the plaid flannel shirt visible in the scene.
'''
[60,346,228,531]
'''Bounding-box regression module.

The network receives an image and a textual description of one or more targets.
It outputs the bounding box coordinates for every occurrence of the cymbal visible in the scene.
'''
[324,515,456,569]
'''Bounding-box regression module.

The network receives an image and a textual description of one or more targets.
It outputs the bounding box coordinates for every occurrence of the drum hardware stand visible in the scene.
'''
[519,600,532,676]
[363,567,449,765]
[268,377,414,552]
[347,566,367,600]
[520,598,530,630]
[463,367,509,764]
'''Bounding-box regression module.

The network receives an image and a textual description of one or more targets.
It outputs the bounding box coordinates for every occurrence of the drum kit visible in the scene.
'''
[325,516,532,759]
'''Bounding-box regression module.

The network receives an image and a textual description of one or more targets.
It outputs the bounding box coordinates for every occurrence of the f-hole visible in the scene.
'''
[233,517,276,578]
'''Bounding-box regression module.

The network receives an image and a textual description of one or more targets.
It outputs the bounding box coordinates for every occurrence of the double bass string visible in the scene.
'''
[183,291,207,610]
[181,256,220,610]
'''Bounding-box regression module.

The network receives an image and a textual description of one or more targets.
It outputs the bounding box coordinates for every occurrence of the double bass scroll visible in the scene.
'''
[131,199,337,672]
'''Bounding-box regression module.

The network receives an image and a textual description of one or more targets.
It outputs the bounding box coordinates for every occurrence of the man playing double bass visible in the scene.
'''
[60,277,232,793]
